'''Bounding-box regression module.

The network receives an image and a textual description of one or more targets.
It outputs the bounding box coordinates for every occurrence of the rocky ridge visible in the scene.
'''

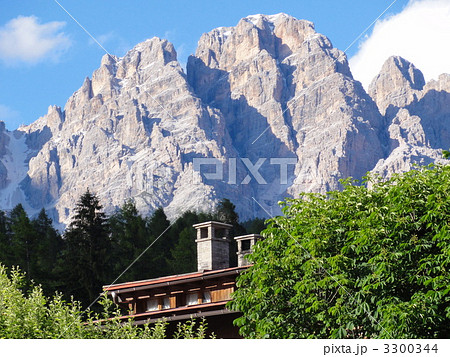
[369,56,449,176]
[0,13,448,227]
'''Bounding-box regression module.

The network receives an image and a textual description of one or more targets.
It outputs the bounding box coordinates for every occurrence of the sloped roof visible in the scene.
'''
[103,265,249,293]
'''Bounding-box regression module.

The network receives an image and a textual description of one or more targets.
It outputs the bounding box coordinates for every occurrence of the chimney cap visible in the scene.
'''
[234,233,263,241]
[192,221,233,229]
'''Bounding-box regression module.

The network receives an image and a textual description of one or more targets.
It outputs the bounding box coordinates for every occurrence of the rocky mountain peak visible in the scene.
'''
[241,13,317,57]
[369,55,425,115]
[369,56,449,179]
[192,13,332,72]
[188,13,382,202]
[100,53,118,67]
[123,37,177,68]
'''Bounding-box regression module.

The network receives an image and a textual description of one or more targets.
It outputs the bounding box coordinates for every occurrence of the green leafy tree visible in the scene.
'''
[229,164,450,338]
[0,264,211,338]
[60,189,111,307]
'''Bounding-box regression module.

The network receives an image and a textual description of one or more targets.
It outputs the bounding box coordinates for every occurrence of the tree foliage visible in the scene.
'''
[229,164,450,338]
[0,206,62,295]
[0,264,213,339]
[166,210,214,274]
[215,198,246,267]
[144,207,172,278]
[7,204,37,277]
[60,189,111,307]
[215,198,246,235]
[242,217,267,234]
[33,209,62,287]
[0,192,264,315]
[109,200,151,283]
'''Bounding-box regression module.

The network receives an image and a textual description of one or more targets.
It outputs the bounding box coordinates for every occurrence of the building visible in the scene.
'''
[104,221,262,338]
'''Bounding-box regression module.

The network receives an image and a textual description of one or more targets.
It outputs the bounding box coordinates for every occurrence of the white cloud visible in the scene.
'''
[0,15,71,65]
[349,0,450,89]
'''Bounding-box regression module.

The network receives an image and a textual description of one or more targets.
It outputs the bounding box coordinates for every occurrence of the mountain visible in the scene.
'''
[369,56,449,176]
[0,13,448,227]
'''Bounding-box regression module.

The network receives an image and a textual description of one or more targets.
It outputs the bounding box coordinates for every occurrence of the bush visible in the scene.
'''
[0,264,212,339]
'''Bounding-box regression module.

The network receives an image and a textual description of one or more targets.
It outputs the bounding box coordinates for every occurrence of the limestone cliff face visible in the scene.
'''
[188,13,384,201]
[0,14,448,226]
[0,122,9,189]
[369,56,425,116]
[370,57,449,177]
[15,38,239,224]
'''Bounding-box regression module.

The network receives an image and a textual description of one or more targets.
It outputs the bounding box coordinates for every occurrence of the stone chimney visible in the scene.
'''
[193,221,233,271]
[234,234,263,267]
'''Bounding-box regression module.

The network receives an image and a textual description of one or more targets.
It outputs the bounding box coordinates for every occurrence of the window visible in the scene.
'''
[186,292,199,306]
[163,297,171,309]
[203,291,211,303]
[146,298,159,311]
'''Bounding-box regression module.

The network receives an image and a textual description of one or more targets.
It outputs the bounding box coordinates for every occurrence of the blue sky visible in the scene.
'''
[1,0,448,130]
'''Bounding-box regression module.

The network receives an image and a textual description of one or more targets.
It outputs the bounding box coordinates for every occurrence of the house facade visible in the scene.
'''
[104,221,262,338]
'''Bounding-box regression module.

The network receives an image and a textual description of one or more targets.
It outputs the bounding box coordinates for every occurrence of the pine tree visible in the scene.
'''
[109,200,150,282]
[167,227,197,274]
[215,198,246,235]
[166,211,206,274]
[0,210,10,266]
[7,204,37,277]
[242,217,266,234]
[145,207,171,278]
[148,207,171,238]
[215,198,238,225]
[31,209,62,294]
[215,199,246,266]
[61,189,111,307]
